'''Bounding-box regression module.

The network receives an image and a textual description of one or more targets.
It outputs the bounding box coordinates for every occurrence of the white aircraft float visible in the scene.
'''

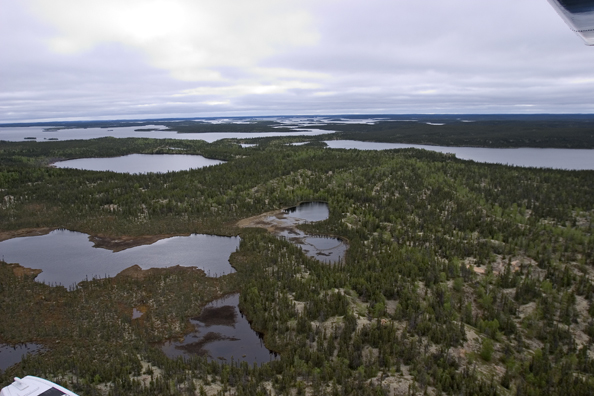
[0,377,78,396]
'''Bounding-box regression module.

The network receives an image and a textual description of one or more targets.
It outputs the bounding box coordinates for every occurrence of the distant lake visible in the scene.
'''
[324,140,594,170]
[283,201,330,223]
[4,124,592,170]
[0,230,240,286]
[54,154,224,174]
[0,125,333,142]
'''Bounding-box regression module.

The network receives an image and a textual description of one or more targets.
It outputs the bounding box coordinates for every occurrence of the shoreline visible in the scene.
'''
[0,228,239,253]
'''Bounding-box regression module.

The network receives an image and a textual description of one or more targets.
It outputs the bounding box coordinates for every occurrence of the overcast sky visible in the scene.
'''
[2,0,594,122]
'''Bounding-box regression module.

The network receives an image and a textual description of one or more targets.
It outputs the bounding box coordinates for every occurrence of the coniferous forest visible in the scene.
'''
[1,128,594,395]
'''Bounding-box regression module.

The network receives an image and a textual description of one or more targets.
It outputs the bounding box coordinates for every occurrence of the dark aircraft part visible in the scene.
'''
[547,0,594,45]
[558,0,594,13]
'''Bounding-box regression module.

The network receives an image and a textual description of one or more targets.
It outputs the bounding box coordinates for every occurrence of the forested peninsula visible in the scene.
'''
[314,118,594,149]
[1,129,594,395]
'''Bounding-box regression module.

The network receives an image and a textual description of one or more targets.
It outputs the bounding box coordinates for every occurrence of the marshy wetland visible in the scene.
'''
[2,117,594,395]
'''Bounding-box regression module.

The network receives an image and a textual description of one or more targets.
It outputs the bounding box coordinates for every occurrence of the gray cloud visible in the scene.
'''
[2,0,594,122]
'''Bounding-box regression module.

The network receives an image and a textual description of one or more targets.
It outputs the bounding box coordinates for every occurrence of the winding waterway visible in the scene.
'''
[240,202,348,264]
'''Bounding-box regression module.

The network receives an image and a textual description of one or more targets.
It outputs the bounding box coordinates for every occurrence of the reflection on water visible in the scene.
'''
[54,154,224,174]
[283,202,330,223]
[269,202,347,263]
[0,344,43,373]
[0,230,240,286]
[324,140,594,170]
[276,228,347,264]
[302,236,347,263]
[161,294,276,364]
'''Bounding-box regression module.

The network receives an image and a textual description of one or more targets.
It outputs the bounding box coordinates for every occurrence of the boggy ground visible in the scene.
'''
[236,209,297,234]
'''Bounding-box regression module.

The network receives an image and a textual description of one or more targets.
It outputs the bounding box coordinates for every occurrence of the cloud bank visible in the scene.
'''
[2,0,594,122]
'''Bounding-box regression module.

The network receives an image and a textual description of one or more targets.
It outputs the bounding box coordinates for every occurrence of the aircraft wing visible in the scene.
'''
[547,0,594,45]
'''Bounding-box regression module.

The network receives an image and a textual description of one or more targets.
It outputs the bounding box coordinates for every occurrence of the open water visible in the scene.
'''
[0,344,43,373]
[161,294,276,364]
[324,140,594,170]
[1,124,592,170]
[0,125,333,142]
[54,154,224,174]
[273,202,348,263]
[0,230,240,286]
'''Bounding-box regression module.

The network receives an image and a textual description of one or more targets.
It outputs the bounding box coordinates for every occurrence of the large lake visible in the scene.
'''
[54,154,224,174]
[0,126,333,142]
[0,230,240,286]
[2,125,593,170]
[324,140,594,170]
[161,293,276,365]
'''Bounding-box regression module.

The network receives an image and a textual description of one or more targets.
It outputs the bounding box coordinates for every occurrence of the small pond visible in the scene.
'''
[0,343,44,373]
[54,154,224,174]
[161,294,276,365]
[324,140,594,171]
[283,201,330,223]
[132,308,144,319]
[0,230,240,287]
[256,202,347,264]
[277,228,348,264]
